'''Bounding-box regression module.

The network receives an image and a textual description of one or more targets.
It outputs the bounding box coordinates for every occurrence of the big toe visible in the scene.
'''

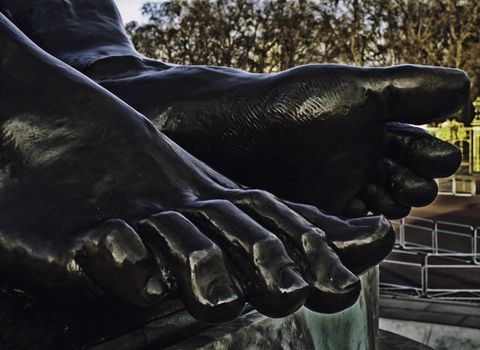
[366,65,470,124]
[77,219,167,306]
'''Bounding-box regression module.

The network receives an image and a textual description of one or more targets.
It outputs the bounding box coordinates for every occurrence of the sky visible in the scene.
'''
[115,0,148,23]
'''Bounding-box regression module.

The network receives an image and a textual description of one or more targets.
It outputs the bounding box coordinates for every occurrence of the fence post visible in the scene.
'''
[399,218,405,248]
[421,253,428,297]
[433,221,439,254]
[475,228,479,265]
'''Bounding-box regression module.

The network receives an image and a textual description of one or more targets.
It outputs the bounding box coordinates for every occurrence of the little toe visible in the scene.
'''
[337,216,394,274]
[76,219,167,306]
[139,211,245,324]
[305,282,362,314]
[184,199,309,318]
[285,202,394,275]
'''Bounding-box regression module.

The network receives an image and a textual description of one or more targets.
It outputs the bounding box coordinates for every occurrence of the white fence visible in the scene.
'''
[437,175,476,196]
[380,216,480,300]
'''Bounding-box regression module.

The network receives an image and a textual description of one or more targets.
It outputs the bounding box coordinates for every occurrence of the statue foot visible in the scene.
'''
[129,64,466,219]
[79,59,469,219]
[0,15,393,323]
[0,1,468,220]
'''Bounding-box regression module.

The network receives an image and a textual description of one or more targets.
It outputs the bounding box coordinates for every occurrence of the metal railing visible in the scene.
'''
[395,216,478,258]
[380,216,480,300]
[381,250,480,300]
[436,175,476,196]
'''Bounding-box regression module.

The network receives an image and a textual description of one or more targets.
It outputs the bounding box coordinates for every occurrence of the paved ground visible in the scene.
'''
[380,296,480,350]
[411,195,480,225]
[378,330,434,350]
[380,295,480,329]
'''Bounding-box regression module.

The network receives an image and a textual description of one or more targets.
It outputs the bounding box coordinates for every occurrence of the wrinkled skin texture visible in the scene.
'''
[0,0,467,219]
[0,14,396,324]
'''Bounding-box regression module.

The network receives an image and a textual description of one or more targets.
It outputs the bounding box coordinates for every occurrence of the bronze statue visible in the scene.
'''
[0,0,467,221]
[0,13,399,327]
[0,0,469,341]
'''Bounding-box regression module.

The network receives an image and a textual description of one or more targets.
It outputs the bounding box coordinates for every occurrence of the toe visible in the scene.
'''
[300,231,361,313]
[304,283,362,314]
[385,123,462,178]
[139,211,245,324]
[76,219,167,306]
[376,157,438,207]
[364,183,411,219]
[392,172,438,207]
[185,200,309,318]
[286,201,395,275]
[406,137,461,178]
[227,190,361,313]
[251,237,312,317]
[367,65,470,124]
[337,216,395,274]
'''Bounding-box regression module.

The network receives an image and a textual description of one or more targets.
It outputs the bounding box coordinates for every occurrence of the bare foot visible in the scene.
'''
[0,15,393,323]
[0,0,467,220]
[99,64,466,219]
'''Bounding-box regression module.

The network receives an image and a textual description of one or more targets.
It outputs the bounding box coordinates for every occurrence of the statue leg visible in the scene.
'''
[0,14,395,323]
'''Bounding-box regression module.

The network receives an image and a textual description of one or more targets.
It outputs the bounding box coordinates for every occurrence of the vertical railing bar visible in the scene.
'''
[421,253,428,298]
[475,228,479,265]
[400,218,405,248]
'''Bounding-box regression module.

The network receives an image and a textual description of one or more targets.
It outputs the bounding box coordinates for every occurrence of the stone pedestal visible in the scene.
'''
[164,268,379,350]
[1,261,427,350]
[0,264,412,350]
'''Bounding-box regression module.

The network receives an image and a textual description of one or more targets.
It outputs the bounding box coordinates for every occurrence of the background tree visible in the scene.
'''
[126,0,480,119]
[377,0,480,101]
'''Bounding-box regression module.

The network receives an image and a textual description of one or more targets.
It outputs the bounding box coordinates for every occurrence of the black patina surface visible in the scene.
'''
[0,12,399,329]
[0,1,471,349]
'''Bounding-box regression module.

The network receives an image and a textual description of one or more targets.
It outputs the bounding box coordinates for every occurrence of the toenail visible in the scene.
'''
[207,282,240,306]
[330,270,359,291]
[144,275,167,298]
[278,266,309,294]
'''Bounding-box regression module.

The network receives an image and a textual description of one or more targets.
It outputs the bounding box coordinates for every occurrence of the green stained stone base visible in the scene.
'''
[166,268,379,350]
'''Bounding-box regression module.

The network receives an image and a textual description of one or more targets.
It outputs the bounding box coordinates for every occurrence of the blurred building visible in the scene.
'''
[427,97,480,196]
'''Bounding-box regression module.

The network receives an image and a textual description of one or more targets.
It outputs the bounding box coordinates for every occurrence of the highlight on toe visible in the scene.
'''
[138,211,246,324]
[75,219,167,306]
